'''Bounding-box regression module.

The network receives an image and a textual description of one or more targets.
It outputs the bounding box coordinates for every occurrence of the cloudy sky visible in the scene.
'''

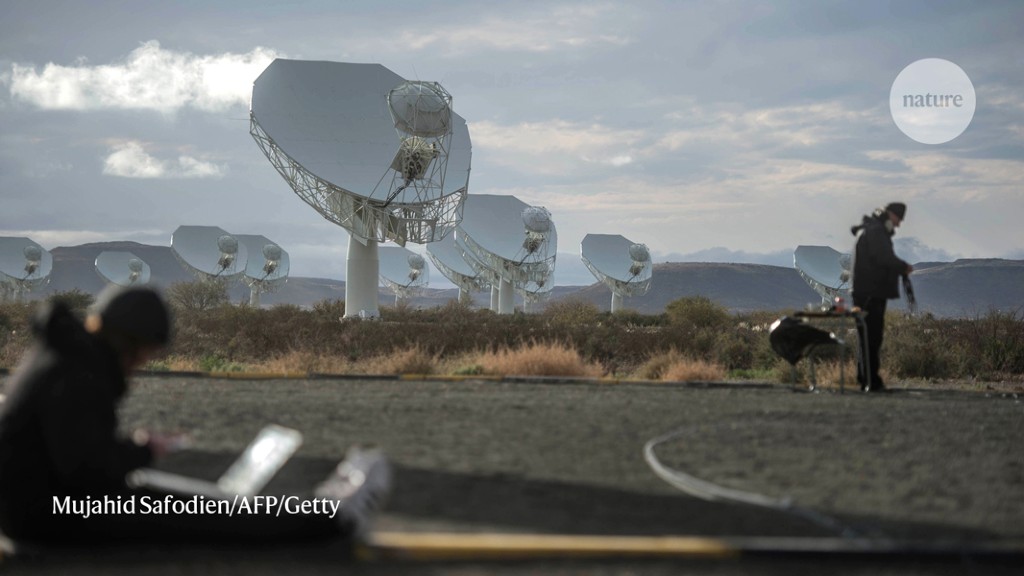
[1,0,1021,286]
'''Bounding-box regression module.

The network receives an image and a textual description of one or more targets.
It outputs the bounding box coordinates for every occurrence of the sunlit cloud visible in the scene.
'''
[396,3,632,55]
[9,41,280,113]
[471,119,645,174]
[102,141,226,179]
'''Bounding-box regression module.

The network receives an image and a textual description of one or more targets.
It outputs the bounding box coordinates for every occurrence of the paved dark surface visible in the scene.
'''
[2,375,1022,574]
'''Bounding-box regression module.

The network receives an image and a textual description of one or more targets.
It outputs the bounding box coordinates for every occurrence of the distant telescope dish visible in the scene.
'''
[171,225,249,285]
[794,245,851,304]
[95,251,152,287]
[236,234,290,307]
[457,194,556,314]
[426,233,487,303]
[250,59,472,318]
[379,246,429,305]
[581,234,653,312]
[0,237,52,302]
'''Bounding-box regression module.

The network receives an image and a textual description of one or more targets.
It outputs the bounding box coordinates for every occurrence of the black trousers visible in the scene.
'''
[853,295,887,387]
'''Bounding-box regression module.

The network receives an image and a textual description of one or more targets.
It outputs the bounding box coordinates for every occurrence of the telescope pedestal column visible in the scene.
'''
[498,278,514,315]
[610,292,623,313]
[345,237,380,318]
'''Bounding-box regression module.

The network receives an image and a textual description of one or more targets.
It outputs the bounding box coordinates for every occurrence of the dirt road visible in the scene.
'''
[3,375,1022,574]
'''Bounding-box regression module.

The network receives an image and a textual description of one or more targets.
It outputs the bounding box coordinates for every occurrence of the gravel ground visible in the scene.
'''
[3,375,1022,575]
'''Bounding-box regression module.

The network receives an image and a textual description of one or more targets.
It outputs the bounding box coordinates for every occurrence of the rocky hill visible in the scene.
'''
[14,242,1024,318]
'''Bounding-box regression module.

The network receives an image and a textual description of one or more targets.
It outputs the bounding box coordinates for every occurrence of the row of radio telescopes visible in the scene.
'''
[2,59,850,313]
[0,220,654,314]
[0,230,849,313]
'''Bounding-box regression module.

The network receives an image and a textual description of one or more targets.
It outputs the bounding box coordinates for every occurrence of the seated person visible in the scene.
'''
[0,286,390,548]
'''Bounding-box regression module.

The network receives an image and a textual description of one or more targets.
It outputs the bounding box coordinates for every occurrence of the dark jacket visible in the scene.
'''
[851,212,909,300]
[0,302,152,539]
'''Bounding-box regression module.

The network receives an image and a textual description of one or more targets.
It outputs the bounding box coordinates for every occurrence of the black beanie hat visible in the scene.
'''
[885,202,907,220]
[91,285,170,347]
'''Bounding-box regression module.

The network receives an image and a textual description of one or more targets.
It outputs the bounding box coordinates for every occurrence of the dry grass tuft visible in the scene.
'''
[249,350,352,375]
[471,341,603,378]
[634,348,726,382]
[359,345,440,375]
[660,356,727,382]
[142,355,202,373]
[806,360,859,389]
[634,349,687,380]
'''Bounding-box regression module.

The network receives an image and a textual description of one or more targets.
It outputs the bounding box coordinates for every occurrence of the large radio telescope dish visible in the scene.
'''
[379,246,429,305]
[456,194,556,314]
[95,251,151,287]
[794,245,851,304]
[581,234,652,312]
[0,237,52,302]
[171,225,249,286]
[426,233,487,303]
[236,234,290,307]
[250,59,472,318]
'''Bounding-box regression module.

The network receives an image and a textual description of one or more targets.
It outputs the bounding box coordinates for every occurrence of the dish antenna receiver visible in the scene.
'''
[793,245,851,305]
[426,233,487,304]
[0,237,52,302]
[379,246,429,306]
[580,234,653,312]
[456,195,556,314]
[249,59,472,319]
[236,235,290,307]
[171,226,249,287]
[95,251,151,287]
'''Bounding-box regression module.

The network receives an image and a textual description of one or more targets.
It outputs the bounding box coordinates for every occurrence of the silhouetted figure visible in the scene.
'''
[850,202,913,392]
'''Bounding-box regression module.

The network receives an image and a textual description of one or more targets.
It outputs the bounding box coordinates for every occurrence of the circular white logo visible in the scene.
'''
[889,58,976,145]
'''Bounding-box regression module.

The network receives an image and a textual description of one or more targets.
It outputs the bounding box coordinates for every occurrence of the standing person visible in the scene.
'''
[0,286,390,549]
[850,202,913,392]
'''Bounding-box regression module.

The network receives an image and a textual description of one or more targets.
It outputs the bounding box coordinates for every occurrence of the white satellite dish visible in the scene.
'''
[794,245,852,304]
[171,226,249,287]
[456,194,557,314]
[581,234,653,312]
[250,59,472,319]
[95,251,152,287]
[0,237,52,302]
[235,234,290,307]
[378,246,429,306]
[426,233,488,304]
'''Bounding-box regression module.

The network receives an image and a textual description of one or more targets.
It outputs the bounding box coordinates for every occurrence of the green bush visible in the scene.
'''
[47,289,95,317]
[167,280,229,313]
[544,298,601,327]
[1,296,1022,385]
[665,296,730,330]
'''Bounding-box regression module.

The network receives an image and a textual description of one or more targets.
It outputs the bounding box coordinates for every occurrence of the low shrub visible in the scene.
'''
[362,345,440,375]
[0,297,1021,388]
[471,341,603,378]
[660,357,727,382]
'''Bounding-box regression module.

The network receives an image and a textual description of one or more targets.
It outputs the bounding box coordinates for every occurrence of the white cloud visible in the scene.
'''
[658,100,885,152]
[395,3,632,55]
[102,141,226,179]
[9,41,280,113]
[470,119,645,174]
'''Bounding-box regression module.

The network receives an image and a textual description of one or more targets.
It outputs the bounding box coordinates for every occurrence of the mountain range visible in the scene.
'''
[11,242,1024,318]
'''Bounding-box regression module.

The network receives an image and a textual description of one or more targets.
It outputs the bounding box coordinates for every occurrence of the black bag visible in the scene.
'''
[769,316,836,365]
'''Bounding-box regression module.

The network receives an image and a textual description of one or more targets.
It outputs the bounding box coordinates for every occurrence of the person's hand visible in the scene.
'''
[134,430,192,458]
